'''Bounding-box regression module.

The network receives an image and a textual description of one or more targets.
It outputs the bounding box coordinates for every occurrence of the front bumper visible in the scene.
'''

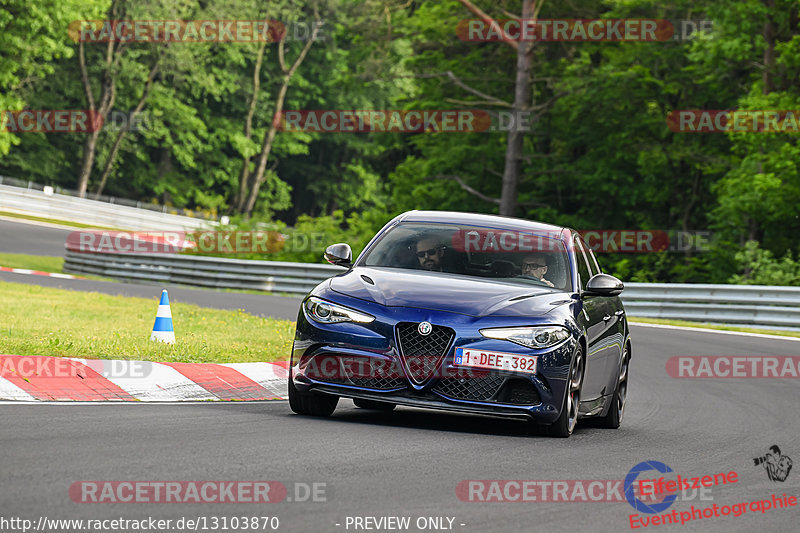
[291,291,578,425]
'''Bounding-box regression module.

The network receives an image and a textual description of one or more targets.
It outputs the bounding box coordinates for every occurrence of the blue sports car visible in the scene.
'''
[288,211,631,437]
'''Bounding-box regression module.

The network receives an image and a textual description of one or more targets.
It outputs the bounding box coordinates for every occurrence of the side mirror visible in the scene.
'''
[585,273,624,296]
[324,243,353,267]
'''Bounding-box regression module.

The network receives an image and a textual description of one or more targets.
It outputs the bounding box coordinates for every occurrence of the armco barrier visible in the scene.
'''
[0,181,213,231]
[621,283,800,330]
[63,248,800,330]
[64,248,345,294]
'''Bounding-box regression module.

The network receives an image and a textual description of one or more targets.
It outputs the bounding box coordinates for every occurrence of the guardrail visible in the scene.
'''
[63,248,800,330]
[0,181,215,231]
[64,248,345,294]
[620,284,800,330]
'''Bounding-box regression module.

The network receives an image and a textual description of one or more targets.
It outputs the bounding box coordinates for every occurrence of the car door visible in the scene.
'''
[573,235,610,400]
[586,245,626,393]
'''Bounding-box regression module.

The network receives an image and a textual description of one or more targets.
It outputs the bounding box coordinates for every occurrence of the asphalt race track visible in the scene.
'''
[0,218,74,256]
[2,325,798,533]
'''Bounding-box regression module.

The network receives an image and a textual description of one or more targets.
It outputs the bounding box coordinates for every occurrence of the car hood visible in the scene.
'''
[328,267,572,317]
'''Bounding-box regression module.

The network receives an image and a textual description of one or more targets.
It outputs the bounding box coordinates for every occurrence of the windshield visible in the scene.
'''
[360,222,572,290]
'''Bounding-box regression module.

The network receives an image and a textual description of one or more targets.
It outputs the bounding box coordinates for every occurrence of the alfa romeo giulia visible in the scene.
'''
[288,211,631,437]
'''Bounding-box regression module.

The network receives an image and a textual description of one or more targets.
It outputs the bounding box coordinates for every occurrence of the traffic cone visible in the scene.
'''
[150,289,175,344]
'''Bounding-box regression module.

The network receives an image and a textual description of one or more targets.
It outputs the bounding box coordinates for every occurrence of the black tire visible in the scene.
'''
[288,377,338,417]
[596,343,629,429]
[353,398,396,411]
[541,344,584,438]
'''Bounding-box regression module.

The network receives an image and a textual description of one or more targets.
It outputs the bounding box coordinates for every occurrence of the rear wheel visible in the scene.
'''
[353,398,396,411]
[288,377,339,417]
[596,343,629,429]
[541,344,584,438]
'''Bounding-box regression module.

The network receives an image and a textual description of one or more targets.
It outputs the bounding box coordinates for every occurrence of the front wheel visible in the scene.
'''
[288,377,339,417]
[540,344,584,438]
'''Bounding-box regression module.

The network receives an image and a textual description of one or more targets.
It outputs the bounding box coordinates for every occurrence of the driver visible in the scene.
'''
[520,253,554,287]
[414,235,445,272]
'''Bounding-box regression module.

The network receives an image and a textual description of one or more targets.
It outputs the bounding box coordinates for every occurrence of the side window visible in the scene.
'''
[573,236,593,290]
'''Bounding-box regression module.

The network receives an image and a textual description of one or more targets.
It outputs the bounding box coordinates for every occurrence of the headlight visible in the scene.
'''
[304,296,374,324]
[479,325,570,349]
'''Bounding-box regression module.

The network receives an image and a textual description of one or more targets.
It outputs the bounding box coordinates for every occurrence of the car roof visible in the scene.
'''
[398,210,569,236]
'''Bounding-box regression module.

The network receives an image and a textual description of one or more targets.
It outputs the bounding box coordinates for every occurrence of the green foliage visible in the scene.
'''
[0,0,102,156]
[730,241,800,286]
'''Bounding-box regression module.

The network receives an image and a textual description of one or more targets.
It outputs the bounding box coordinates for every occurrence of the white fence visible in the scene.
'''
[0,181,214,231]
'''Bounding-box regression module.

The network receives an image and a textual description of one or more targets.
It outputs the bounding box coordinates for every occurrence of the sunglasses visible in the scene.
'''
[416,247,442,258]
[522,262,547,270]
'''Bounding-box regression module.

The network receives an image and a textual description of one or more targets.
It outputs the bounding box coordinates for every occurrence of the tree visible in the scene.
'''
[240,12,321,216]
[0,0,94,157]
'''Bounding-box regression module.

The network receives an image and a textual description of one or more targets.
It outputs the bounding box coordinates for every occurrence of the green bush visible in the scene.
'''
[730,241,800,286]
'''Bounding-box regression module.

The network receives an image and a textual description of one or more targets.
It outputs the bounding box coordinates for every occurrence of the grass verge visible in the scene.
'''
[629,316,800,339]
[0,281,295,363]
[0,253,64,273]
[0,211,118,230]
[0,252,116,281]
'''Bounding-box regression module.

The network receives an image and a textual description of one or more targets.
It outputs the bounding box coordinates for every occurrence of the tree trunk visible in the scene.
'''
[77,131,100,198]
[762,0,776,93]
[235,42,267,212]
[76,1,121,197]
[499,0,535,216]
[242,26,319,216]
[94,59,159,198]
[242,79,290,215]
[76,79,115,198]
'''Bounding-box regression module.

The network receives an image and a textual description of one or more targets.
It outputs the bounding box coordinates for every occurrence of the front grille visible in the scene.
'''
[434,371,507,401]
[396,322,455,383]
[341,356,406,390]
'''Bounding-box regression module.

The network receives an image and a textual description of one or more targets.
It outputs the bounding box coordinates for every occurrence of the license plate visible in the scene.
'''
[454,348,537,374]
